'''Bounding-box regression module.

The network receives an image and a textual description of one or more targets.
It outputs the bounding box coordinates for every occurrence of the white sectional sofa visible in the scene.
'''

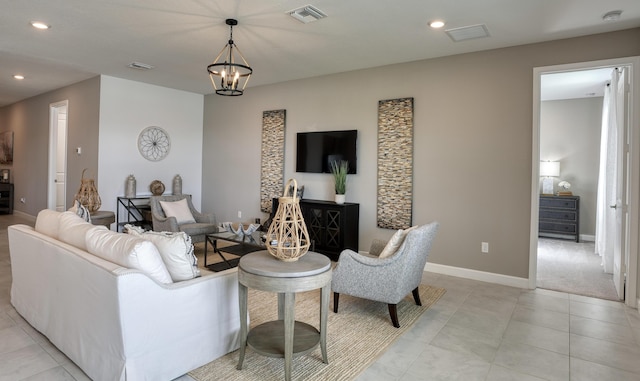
[9,210,241,381]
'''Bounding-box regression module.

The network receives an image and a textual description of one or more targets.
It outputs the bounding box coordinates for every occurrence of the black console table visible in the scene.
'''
[539,195,580,242]
[116,196,152,232]
[272,198,359,261]
[0,183,13,214]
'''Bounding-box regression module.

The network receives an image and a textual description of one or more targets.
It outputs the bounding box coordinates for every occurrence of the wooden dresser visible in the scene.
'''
[539,195,580,242]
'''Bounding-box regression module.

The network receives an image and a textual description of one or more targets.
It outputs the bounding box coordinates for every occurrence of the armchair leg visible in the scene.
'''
[412,287,422,306]
[388,304,400,328]
[333,292,340,313]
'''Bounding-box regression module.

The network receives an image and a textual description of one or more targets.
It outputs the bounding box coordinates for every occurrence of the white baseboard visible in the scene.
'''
[424,262,530,289]
[13,210,35,223]
[581,234,595,242]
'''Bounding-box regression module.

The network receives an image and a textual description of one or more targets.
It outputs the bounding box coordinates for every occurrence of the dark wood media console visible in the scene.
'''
[271,198,359,261]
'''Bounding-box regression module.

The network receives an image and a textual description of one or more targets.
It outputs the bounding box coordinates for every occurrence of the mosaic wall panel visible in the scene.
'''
[260,110,286,213]
[377,98,413,229]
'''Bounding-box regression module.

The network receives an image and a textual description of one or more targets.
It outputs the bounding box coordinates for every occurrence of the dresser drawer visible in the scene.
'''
[539,209,577,222]
[539,197,577,210]
[539,222,577,234]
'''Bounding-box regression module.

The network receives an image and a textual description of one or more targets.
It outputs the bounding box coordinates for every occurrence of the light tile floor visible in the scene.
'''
[1,214,640,380]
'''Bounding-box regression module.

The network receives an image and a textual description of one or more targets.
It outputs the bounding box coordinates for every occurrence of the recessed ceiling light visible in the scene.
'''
[30,21,50,30]
[13,75,25,80]
[602,10,623,22]
[429,20,445,29]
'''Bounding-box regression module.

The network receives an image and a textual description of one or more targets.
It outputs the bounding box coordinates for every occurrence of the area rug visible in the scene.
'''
[189,284,445,381]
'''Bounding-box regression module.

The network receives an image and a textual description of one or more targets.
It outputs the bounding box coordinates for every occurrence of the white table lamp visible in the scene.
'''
[540,161,560,195]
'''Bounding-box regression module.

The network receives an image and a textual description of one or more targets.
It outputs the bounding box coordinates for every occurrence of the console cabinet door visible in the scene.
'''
[272,198,359,261]
[300,200,359,261]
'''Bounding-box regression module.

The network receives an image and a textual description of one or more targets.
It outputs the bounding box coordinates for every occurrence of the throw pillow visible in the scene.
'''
[69,200,92,223]
[159,198,196,224]
[126,226,200,281]
[58,211,106,251]
[86,228,173,284]
[378,225,418,259]
[34,209,62,238]
[124,224,145,234]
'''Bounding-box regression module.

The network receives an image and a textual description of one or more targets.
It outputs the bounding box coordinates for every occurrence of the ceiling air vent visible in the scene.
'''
[287,5,327,24]
[127,61,154,70]
[445,24,490,42]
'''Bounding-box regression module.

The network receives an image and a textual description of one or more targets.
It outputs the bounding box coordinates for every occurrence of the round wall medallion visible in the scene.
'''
[138,126,170,161]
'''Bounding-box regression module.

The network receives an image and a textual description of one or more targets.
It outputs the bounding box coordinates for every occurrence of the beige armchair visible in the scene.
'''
[331,222,439,327]
[149,195,218,244]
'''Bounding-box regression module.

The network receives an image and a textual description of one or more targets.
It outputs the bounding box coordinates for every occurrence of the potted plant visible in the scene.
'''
[330,160,348,204]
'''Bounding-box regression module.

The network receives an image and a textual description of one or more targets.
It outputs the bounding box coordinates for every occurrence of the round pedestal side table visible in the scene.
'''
[236,250,332,381]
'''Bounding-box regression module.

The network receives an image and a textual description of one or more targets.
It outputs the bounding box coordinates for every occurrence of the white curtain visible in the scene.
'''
[595,69,621,273]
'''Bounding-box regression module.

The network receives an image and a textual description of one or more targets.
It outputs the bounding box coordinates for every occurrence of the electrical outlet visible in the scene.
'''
[237,211,242,219]
[481,242,489,253]
[20,197,26,204]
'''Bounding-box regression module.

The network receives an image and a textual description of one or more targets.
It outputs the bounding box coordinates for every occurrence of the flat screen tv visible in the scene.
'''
[296,130,357,174]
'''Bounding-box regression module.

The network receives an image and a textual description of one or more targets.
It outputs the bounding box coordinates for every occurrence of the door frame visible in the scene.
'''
[48,100,69,211]
[530,56,639,308]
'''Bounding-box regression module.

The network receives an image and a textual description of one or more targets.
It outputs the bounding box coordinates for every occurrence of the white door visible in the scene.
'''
[612,67,629,299]
[48,101,68,211]
[531,57,640,309]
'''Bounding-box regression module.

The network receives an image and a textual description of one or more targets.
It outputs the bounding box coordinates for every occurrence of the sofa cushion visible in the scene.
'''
[86,228,173,284]
[126,225,200,281]
[34,209,62,238]
[58,211,106,251]
[159,198,196,224]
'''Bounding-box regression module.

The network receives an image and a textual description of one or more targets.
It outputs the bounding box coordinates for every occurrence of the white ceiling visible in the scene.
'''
[541,68,614,101]
[1,0,640,107]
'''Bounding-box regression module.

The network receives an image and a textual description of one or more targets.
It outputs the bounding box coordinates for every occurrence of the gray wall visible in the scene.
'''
[540,97,603,236]
[202,28,640,279]
[0,77,100,216]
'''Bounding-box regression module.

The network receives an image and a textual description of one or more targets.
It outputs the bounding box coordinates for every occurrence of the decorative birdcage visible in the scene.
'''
[266,179,310,261]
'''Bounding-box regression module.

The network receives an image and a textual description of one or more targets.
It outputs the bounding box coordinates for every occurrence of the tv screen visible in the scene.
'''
[296,130,357,174]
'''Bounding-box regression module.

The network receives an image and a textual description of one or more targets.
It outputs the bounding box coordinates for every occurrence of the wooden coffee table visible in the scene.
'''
[236,250,332,381]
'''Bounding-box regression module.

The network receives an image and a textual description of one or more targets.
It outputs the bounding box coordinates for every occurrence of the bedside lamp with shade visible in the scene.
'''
[540,161,560,195]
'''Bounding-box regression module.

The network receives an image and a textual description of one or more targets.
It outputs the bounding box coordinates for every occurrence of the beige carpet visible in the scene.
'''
[189,284,445,381]
[537,238,619,300]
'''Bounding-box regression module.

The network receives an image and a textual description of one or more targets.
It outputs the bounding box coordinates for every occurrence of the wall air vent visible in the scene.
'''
[127,61,155,70]
[287,5,327,24]
[445,24,490,42]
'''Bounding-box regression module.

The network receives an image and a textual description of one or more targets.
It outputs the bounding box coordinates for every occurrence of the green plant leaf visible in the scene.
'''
[330,160,348,194]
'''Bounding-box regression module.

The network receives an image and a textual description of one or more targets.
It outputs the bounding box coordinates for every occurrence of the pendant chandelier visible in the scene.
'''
[207,19,253,96]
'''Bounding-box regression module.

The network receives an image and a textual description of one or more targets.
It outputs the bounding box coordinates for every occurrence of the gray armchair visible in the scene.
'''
[331,222,439,328]
[149,195,218,244]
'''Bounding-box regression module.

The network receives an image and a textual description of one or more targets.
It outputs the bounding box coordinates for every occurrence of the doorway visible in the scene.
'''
[530,57,640,308]
[48,100,68,211]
